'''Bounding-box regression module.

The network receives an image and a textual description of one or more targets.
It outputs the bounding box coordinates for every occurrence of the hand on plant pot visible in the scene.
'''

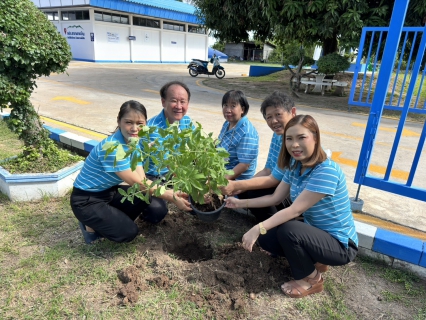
[224,196,241,208]
[242,226,260,252]
[163,189,191,211]
[220,180,236,196]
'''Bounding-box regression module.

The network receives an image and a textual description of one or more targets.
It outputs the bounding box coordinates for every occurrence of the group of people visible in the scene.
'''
[70,80,358,298]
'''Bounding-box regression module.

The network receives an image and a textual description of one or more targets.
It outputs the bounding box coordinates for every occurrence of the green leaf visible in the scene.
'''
[115,144,126,160]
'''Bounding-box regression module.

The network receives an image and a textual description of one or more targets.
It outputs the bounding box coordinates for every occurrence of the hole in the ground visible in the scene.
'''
[168,241,213,263]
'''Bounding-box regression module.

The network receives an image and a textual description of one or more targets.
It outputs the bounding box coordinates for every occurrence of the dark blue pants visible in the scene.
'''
[258,220,358,280]
[70,186,168,243]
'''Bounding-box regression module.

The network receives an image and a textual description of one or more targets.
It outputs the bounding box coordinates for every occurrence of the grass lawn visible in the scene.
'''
[0,120,23,161]
[0,195,425,319]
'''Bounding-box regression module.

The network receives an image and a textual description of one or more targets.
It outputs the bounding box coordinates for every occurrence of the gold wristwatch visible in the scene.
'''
[259,222,267,235]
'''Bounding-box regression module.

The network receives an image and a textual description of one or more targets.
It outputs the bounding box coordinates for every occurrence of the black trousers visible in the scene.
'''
[238,188,290,222]
[70,186,168,243]
[258,220,358,280]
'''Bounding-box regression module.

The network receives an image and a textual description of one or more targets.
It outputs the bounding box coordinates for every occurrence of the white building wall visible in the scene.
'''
[60,21,94,61]
[32,2,208,63]
[186,34,207,62]
[93,23,131,62]
[132,27,161,62]
[161,32,185,63]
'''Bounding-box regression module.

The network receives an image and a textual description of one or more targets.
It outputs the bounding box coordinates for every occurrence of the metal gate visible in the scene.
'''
[348,0,426,202]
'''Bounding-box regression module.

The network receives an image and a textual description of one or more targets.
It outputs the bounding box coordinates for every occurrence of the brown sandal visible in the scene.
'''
[315,262,329,273]
[281,270,324,298]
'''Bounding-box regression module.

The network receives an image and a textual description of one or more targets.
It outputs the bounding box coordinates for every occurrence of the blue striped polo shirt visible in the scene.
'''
[217,116,259,180]
[265,133,287,181]
[282,158,358,248]
[146,109,194,176]
[74,130,143,192]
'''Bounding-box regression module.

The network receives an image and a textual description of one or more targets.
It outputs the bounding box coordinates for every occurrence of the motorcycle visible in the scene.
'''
[187,55,226,79]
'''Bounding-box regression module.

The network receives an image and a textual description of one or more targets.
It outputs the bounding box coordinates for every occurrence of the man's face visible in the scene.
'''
[162,84,189,123]
[264,106,296,135]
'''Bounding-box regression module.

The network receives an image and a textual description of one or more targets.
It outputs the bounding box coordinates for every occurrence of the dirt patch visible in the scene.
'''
[114,206,426,319]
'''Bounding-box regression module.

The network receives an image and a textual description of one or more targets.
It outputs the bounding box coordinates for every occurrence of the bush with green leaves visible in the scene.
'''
[103,122,233,206]
[317,53,350,75]
[0,0,71,157]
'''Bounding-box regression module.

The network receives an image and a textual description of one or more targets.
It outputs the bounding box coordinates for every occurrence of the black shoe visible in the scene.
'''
[78,221,101,244]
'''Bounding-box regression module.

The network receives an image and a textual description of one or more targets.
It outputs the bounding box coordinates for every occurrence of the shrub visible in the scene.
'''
[317,53,350,75]
[103,122,233,205]
[0,0,71,156]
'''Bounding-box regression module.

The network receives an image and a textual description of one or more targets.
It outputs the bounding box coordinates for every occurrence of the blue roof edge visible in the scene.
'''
[90,0,201,24]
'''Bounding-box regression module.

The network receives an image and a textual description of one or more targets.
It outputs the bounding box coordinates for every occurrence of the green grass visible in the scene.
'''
[1,196,425,319]
[0,120,23,160]
[0,119,84,174]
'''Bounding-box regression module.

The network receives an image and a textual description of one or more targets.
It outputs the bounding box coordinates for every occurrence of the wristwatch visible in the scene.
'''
[259,222,267,235]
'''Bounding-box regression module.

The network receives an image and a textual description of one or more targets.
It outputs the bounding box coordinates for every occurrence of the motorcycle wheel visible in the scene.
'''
[215,69,225,79]
[189,68,198,77]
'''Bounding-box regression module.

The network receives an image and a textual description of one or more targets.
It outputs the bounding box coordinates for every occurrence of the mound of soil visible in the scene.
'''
[114,205,426,319]
[116,206,290,318]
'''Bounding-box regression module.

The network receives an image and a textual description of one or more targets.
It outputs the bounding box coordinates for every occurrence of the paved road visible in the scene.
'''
[29,62,426,232]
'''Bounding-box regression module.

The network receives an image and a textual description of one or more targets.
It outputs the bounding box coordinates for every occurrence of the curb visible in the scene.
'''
[1,111,425,278]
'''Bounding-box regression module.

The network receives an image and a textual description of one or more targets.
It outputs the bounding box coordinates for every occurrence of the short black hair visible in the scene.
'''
[260,91,295,118]
[160,81,191,101]
[221,90,249,116]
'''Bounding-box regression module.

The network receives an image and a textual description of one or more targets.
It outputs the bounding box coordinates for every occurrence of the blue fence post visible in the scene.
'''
[354,0,410,185]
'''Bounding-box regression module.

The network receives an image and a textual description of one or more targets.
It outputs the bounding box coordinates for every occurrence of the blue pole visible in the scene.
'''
[354,0,410,185]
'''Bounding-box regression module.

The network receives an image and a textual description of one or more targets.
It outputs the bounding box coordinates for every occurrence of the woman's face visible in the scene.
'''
[285,124,316,164]
[117,110,146,143]
[222,100,244,127]
[264,106,296,136]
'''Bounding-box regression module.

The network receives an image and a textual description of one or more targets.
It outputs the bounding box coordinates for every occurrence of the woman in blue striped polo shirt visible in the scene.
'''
[225,115,358,298]
[217,90,259,180]
[70,100,191,244]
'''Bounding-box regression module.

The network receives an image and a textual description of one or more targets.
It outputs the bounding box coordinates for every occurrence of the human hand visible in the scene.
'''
[173,194,191,211]
[224,196,241,208]
[231,189,243,196]
[174,190,189,200]
[219,180,235,196]
[241,226,260,252]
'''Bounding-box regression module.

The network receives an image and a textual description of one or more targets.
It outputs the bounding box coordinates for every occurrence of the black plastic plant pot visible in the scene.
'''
[188,196,226,222]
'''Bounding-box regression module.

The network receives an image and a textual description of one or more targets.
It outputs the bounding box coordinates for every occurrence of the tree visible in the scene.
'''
[0,0,72,157]
[194,0,426,55]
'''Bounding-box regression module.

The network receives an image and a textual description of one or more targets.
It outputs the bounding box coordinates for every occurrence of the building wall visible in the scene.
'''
[263,43,275,61]
[186,34,207,61]
[33,1,208,63]
[94,23,131,62]
[224,43,244,59]
[62,20,95,61]
[132,27,161,62]
[161,32,186,63]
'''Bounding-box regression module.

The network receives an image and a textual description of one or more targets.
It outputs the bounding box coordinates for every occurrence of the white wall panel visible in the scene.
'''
[132,28,161,62]
[94,23,131,61]
[186,34,207,62]
[60,21,94,61]
[161,32,185,62]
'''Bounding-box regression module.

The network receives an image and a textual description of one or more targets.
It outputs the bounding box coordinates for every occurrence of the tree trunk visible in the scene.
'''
[322,37,338,55]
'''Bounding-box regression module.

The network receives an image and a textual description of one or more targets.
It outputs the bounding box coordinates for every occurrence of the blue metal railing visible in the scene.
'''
[353,0,426,202]
[349,26,426,114]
